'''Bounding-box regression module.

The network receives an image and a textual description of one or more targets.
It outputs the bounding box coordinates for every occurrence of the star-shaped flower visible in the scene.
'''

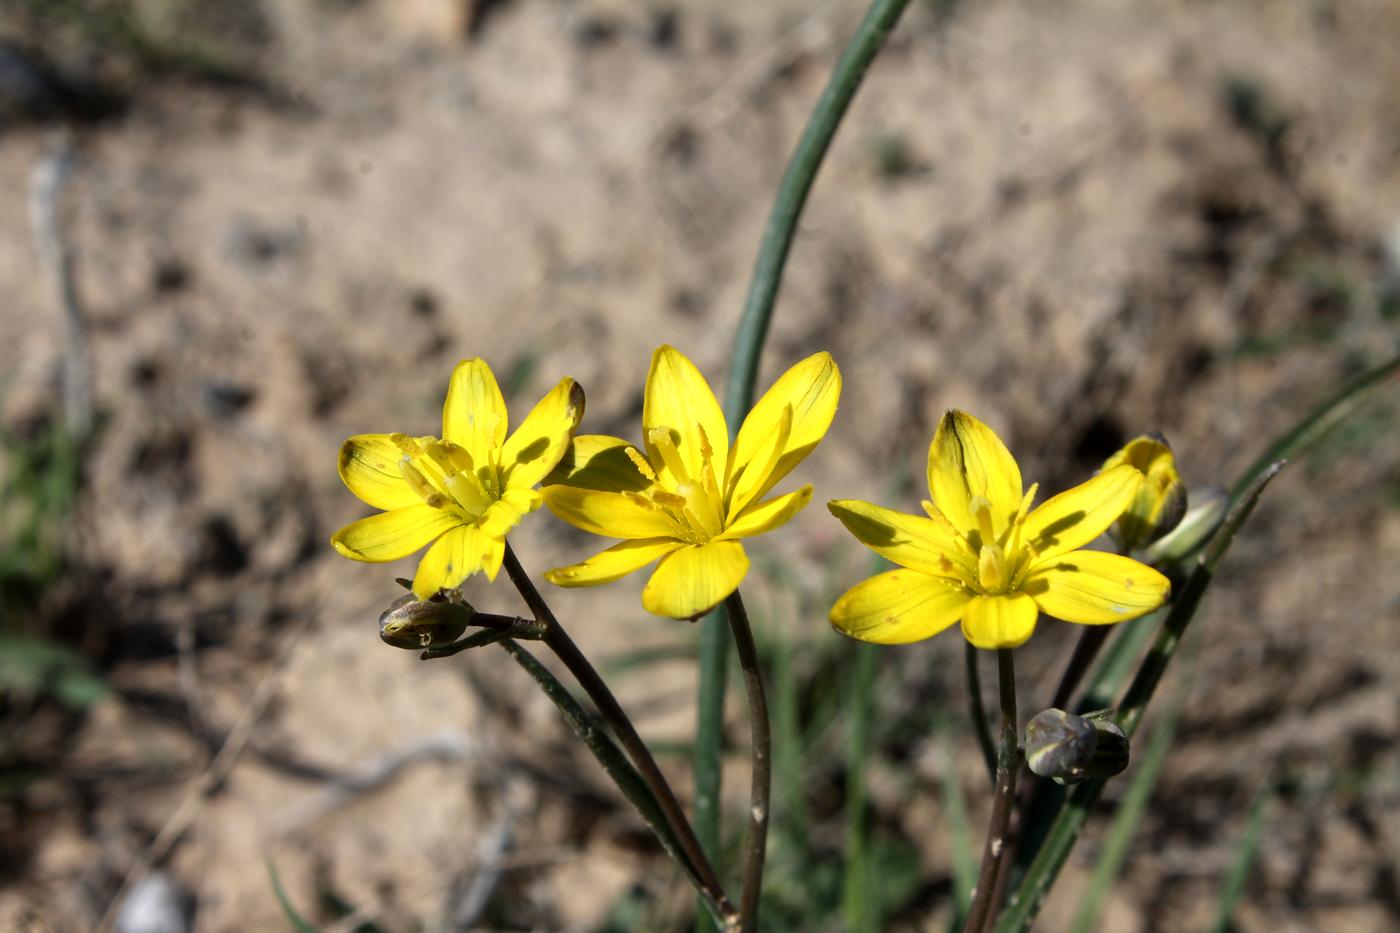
[331,359,583,598]
[829,410,1170,649]
[542,345,840,619]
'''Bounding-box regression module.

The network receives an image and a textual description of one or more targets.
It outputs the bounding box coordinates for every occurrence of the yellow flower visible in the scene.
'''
[1101,434,1186,552]
[829,411,1170,650]
[331,359,584,598]
[542,345,841,619]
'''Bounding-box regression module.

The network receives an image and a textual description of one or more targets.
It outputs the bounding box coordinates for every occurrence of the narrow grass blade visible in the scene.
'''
[1229,353,1398,504]
[994,462,1284,932]
[1069,672,1190,933]
[696,2,915,925]
[266,857,318,933]
[937,719,977,925]
[842,642,880,933]
[1210,782,1274,933]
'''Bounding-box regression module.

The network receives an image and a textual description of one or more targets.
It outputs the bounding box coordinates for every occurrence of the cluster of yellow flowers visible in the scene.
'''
[332,348,1172,650]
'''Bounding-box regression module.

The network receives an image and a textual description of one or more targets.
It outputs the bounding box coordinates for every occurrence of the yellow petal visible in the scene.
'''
[1021,465,1141,563]
[478,487,541,538]
[1023,550,1170,624]
[411,523,494,597]
[720,485,813,540]
[961,593,1039,649]
[338,434,419,511]
[545,538,684,587]
[928,411,1023,540]
[829,569,971,645]
[442,358,507,464]
[502,377,585,490]
[827,499,976,580]
[726,403,791,521]
[643,346,729,487]
[542,485,682,539]
[331,505,460,563]
[545,435,653,493]
[642,541,749,619]
[727,351,841,511]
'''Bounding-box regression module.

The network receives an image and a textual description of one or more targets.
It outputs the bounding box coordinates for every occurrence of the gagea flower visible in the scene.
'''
[829,410,1170,650]
[542,345,841,619]
[331,359,584,598]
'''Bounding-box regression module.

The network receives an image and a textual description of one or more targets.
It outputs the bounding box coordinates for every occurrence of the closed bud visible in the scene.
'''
[1102,434,1187,552]
[1025,708,1130,785]
[378,589,476,649]
[1143,485,1229,566]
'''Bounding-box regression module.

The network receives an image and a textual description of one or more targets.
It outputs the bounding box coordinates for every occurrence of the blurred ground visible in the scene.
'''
[1,0,1398,930]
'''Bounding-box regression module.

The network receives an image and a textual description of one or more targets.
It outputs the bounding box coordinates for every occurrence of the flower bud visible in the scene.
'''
[378,590,476,649]
[1025,708,1130,785]
[1142,485,1229,566]
[1102,434,1187,552]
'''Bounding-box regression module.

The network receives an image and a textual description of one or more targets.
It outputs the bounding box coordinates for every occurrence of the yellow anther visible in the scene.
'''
[624,446,658,483]
[970,495,997,545]
[399,460,437,502]
[441,440,475,474]
[648,427,691,484]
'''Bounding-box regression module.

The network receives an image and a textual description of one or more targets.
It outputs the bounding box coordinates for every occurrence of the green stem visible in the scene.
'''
[502,544,736,925]
[965,641,996,783]
[962,649,1019,933]
[843,642,879,933]
[697,3,914,925]
[994,463,1284,932]
[725,591,771,932]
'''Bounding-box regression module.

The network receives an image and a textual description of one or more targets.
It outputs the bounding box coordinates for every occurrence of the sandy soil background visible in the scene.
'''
[1,0,1398,930]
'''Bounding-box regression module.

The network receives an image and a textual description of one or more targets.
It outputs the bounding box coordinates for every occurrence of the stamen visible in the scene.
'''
[971,495,997,546]
[648,427,691,485]
[624,447,658,483]
[400,460,438,503]
[441,440,475,474]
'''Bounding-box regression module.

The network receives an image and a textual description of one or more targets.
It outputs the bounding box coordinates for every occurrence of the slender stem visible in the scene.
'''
[965,641,996,783]
[697,4,915,919]
[724,591,771,932]
[501,544,736,924]
[963,649,1019,933]
[1049,626,1110,712]
[988,606,1114,907]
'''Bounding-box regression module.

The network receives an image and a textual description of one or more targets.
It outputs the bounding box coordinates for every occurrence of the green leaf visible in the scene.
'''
[265,857,318,933]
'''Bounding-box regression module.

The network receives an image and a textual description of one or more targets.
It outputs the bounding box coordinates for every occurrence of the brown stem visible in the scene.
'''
[962,649,1020,933]
[724,591,771,932]
[501,543,736,924]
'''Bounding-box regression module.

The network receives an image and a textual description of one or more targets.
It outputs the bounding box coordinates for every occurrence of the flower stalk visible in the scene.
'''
[724,591,771,932]
[963,649,1020,933]
[501,543,735,924]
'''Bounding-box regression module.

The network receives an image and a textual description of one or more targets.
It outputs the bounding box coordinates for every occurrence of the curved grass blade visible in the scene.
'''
[694,1,915,924]
[266,857,318,933]
[1068,656,1192,933]
[1228,353,1398,504]
[1210,781,1274,933]
[994,461,1284,932]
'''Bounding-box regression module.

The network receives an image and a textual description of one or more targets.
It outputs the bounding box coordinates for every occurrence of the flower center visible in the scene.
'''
[393,434,498,521]
[638,425,726,543]
[977,542,1011,593]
